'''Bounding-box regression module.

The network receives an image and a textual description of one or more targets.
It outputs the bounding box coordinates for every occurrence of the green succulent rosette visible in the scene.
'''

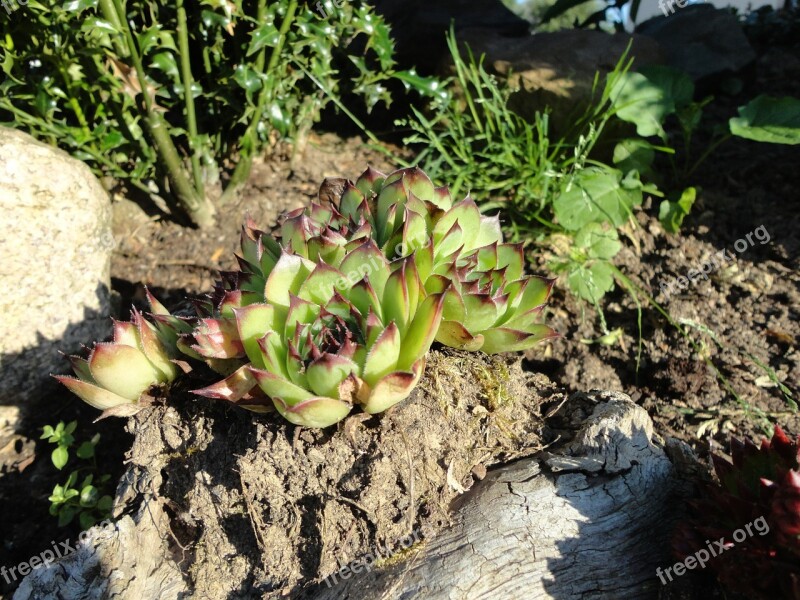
[192,244,445,428]
[57,166,556,428]
[55,291,187,412]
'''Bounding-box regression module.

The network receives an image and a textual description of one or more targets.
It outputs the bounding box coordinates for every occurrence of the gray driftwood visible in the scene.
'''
[14,391,695,600]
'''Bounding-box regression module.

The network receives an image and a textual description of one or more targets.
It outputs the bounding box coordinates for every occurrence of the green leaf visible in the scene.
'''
[52,446,69,470]
[80,484,99,507]
[610,66,693,138]
[233,64,262,93]
[150,52,179,81]
[64,421,77,435]
[79,511,97,530]
[729,95,800,145]
[248,22,280,56]
[554,167,641,231]
[659,187,696,234]
[96,495,114,513]
[61,0,98,13]
[58,506,77,527]
[574,223,622,260]
[567,261,616,303]
[76,441,95,459]
[41,425,55,439]
[613,139,655,177]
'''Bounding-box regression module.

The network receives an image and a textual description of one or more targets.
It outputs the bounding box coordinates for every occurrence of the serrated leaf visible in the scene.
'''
[567,261,616,303]
[574,223,621,260]
[554,167,641,231]
[248,22,280,56]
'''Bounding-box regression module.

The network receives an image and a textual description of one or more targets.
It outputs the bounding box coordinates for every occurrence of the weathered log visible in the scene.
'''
[303,391,694,599]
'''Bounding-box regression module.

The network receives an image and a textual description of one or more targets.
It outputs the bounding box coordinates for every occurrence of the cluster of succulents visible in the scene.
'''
[58,167,556,428]
[674,426,800,599]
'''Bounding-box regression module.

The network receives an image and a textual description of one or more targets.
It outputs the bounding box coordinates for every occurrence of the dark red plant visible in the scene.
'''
[674,427,800,599]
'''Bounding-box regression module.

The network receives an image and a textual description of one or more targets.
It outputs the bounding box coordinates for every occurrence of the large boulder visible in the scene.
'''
[457,29,663,136]
[0,127,112,405]
[636,5,756,84]
[371,0,530,71]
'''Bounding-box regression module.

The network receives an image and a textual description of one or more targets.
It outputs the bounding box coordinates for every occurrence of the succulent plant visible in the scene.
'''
[426,244,557,353]
[193,248,445,427]
[57,166,556,428]
[674,427,800,599]
[55,291,188,411]
[284,166,558,353]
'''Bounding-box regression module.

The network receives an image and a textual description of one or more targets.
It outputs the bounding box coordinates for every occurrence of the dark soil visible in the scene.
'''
[529,39,800,456]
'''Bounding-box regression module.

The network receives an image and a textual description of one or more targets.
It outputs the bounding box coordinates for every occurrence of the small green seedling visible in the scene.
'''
[41,421,114,528]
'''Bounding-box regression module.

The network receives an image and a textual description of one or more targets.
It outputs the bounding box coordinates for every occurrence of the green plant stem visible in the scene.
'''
[220,0,298,204]
[96,0,128,57]
[176,0,205,199]
[685,133,731,180]
[109,0,215,228]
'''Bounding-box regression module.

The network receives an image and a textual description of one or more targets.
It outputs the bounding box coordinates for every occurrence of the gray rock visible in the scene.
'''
[0,127,112,405]
[636,5,756,82]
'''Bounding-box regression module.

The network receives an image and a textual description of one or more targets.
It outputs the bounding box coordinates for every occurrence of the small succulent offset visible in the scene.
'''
[55,292,189,414]
[674,427,800,599]
[58,167,556,428]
